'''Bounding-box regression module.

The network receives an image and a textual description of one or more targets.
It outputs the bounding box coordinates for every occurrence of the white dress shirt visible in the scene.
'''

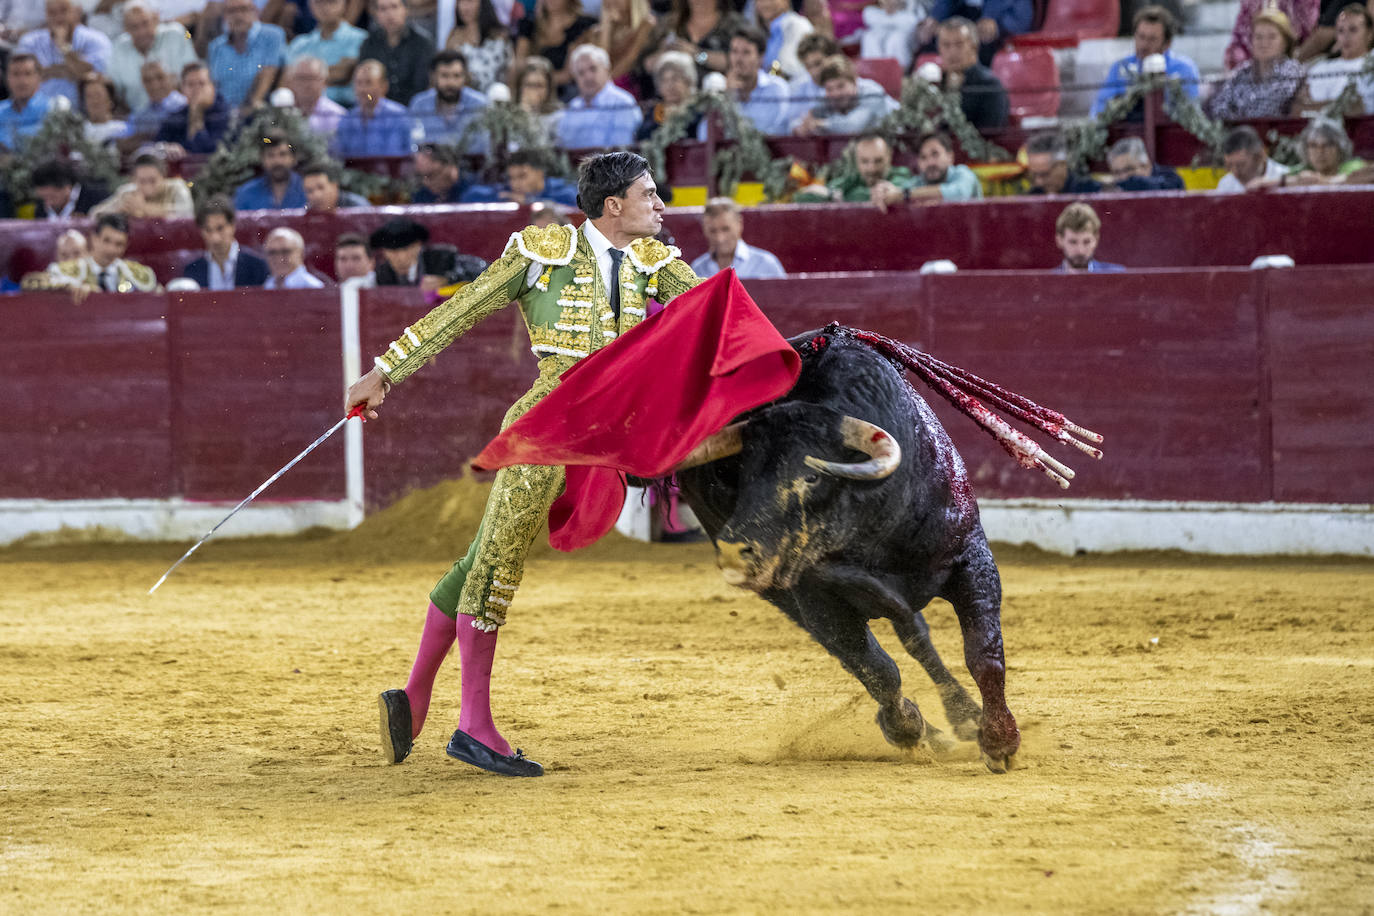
[265,264,325,289]
[206,241,239,291]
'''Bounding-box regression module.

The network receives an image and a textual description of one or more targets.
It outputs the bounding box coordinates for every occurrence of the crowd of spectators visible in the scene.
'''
[2,0,1374,290]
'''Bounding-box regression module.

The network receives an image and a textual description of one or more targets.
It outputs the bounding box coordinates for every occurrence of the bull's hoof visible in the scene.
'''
[981,750,1018,774]
[875,698,927,749]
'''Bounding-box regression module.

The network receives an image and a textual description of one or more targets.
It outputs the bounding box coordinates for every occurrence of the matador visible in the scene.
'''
[346,152,700,777]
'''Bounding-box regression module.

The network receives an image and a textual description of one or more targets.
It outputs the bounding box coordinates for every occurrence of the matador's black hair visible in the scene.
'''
[576,151,650,218]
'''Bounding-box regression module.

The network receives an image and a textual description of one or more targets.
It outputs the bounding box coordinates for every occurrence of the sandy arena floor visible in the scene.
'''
[2,481,1372,914]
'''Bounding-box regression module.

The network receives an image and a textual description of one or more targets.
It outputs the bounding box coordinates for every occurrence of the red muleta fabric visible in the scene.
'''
[471,269,802,550]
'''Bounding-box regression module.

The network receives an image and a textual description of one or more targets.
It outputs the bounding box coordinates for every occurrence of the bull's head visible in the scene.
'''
[675,403,901,591]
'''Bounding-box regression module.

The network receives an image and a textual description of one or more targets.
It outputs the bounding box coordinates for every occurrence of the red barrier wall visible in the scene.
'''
[4,266,1372,510]
[4,187,1374,284]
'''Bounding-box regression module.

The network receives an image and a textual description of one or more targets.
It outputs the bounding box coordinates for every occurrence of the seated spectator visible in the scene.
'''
[109,2,197,112]
[155,62,232,157]
[445,0,515,93]
[1052,203,1124,273]
[302,161,370,210]
[1297,0,1347,61]
[28,213,161,298]
[124,60,186,143]
[54,228,88,262]
[558,44,644,148]
[31,160,109,220]
[860,0,921,71]
[795,132,916,205]
[335,59,411,156]
[79,73,128,146]
[90,152,194,219]
[1106,136,1185,191]
[1090,6,1200,119]
[408,49,490,149]
[755,0,813,80]
[905,131,983,204]
[233,128,308,210]
[460,148,581,205]
[1278,115,1367,185]
[1206,8,1305,120]
[284,57,346,139]
[641,0,745,85]
[933,17,1009,130]
[637,50,699,142]
[263,227,327,289]
[1295,3,1373,114]
[286,0,367,105]
[334,232,376,285]
[708,25,790,138]
[793,54,897,136]
[1225,0,1318,70]
[514,56,565,145]
[1215,125,1287,191]
[410,143,471,203]
[183,195,270,289]
[15,0,112,105]
[358,0,435,104]
[369,216,488,290]
[1023,132,1102,195]
[513,0,599,98]
[207,0,287,112]
[785,32,840,126]
[916,0,1032,67]
[689,196,786,279]
[0,53,49,153]
[592,0,658,96]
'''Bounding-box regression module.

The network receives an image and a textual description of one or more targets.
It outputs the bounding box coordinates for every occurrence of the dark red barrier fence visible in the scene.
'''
[4,266,1371,511]
[4,187,1374,285]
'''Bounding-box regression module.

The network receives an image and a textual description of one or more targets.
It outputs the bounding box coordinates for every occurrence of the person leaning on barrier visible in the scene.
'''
[1022,132,1103,195]
[1215,125,1288,192]
[234,128,308,211]
[1105,136,1185,192]
[794,132,918,207]
[791,54,898,137]
[459,148,581,207]
[1254,116,1370,187]
[410,142,471,204]
[90,152,195,220]
[1052,203,1125,274]
[24,213,162,300]
[30,159,111,221]
[905,131,984,204]
[302,161,370,211]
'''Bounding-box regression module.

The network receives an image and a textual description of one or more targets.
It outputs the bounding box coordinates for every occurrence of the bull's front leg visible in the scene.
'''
[943,544,1020,773]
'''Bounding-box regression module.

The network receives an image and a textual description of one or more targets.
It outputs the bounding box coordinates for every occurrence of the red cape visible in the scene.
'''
[472,269,801,550]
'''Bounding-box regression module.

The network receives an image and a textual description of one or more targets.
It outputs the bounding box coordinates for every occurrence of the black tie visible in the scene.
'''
[97,269,110,291]
[607,248,624,320]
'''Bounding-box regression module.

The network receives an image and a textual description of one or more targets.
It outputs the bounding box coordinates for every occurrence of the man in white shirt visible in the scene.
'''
[283,56,346,139]
[108,1,197,110]
[1216,125,1287,192]
[689,197,786,279]
[263,227,326,289]
[714,25,791,137]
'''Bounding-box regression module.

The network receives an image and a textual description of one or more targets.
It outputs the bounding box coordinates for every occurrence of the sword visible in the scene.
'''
[148,404,366,595]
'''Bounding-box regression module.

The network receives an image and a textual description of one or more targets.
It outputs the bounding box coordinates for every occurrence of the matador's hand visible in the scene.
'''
[346,366,390,420]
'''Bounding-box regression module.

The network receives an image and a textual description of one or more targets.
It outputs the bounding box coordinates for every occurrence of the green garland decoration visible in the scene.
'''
[640,91,794,199]
[1,106,121,206]
[1269,55,1374,166]
[451,101,572,182]
[191,105,396,204]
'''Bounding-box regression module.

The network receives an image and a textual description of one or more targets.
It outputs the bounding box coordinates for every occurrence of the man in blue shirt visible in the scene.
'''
[459,149,579,206]
[557,43,642,149]
[410,143,470,203]
[124,60,186,143]
[208,0,286,112]
[1053,203,1125,273]
[0,53,49,153]
[689,197,786,279]
[904,131,984,205]
[707,26,791,138]
[233,128,307,210]
[407,49,489,152]
[916,0,1033,66]
[15,0,111,105]
[285,0,366,105]
[1091,5,1200,119]
[154,61,231,156]
[333,59,410,157]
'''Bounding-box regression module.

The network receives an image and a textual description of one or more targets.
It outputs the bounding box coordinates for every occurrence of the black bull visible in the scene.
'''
[673,327,1021,773]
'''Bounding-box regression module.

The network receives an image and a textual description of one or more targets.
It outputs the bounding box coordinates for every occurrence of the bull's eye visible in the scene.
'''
[802,471,821,484]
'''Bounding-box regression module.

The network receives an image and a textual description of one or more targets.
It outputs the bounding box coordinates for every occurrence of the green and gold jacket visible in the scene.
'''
[374,223,700,384]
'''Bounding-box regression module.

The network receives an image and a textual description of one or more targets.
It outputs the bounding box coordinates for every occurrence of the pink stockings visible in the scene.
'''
[402,602,512,757]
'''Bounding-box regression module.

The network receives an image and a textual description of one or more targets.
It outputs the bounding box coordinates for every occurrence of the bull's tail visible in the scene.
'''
[824,324,1104,490]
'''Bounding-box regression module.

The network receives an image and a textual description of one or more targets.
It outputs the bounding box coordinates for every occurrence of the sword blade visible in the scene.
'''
[148,407,362,594]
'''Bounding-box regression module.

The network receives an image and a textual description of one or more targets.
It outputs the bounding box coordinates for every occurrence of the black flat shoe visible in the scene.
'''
[446,729,543,777]
[378,689,413,764]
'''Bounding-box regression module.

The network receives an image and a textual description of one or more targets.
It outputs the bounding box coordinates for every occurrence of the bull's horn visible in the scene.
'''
[673,422,746,471]
[804,417,902,481]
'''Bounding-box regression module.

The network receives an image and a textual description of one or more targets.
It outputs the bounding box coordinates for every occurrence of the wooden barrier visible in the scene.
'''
[5,266,1370,512]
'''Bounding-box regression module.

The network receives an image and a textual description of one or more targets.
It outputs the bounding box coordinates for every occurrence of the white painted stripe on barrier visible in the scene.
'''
[0,499,353,546]
[339,281,365,530]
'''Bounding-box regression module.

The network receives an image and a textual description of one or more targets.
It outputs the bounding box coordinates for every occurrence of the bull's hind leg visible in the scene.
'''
[942,542,1021,773]
[888,610,984,742]
[772,583,939,753]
